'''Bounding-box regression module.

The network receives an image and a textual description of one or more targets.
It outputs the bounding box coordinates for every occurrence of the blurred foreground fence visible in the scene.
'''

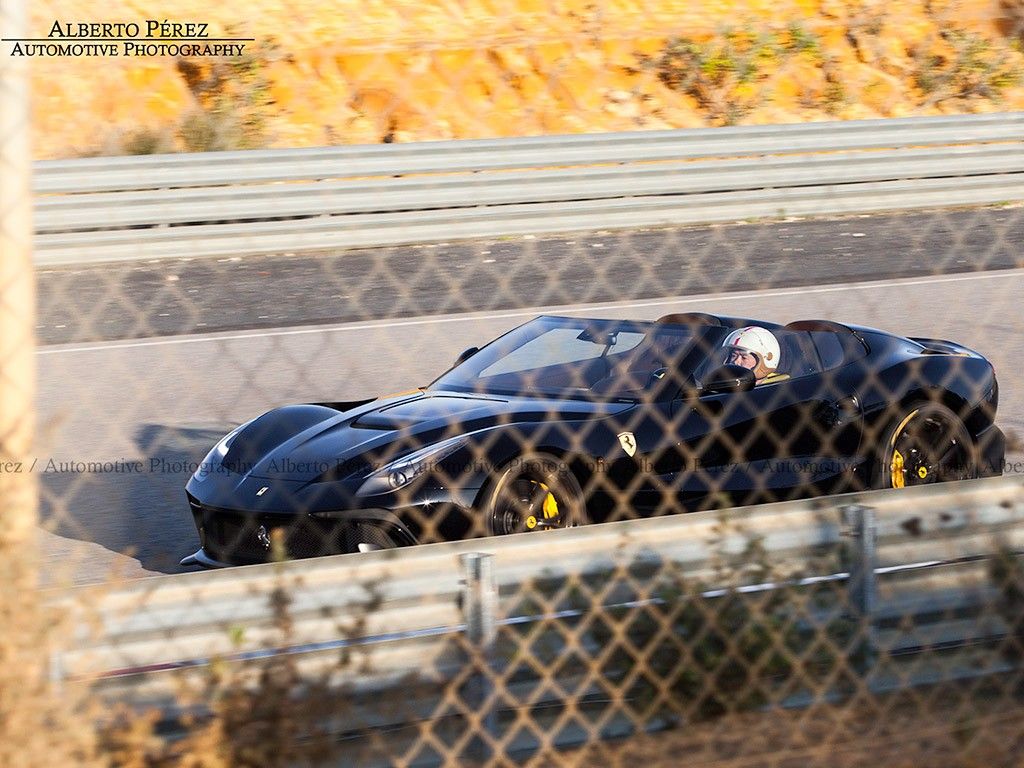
[33,112,1024,265]
[9,0,1024,761]
[56,476,1024,766]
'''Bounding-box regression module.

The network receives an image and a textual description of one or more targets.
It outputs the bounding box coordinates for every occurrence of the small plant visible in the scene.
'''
[652,26,821,126]
[783,22,820,56]
[87,29,283,156]
[822,74,848,114]
[501,518,857,730]
[175,29,282,152]
[913,30,1022,104]
[178,108,236,153]
[121,126,175,155]
[94,568,390,766]
[990,546,1024,661]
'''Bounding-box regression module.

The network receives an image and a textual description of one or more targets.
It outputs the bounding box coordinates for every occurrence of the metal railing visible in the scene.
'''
[33,113,1024,265]
[62,477,1024,720]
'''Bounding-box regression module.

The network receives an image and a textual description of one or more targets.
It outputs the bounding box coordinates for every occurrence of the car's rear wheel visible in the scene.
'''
[879,402,977,489]
[483,453,587,536]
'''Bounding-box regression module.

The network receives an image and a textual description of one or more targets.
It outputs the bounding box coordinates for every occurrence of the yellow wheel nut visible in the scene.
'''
[918,466,928,479]
[526,515,537,530]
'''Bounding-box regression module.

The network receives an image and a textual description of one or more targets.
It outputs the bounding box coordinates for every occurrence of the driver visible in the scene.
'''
[722,326,788,385]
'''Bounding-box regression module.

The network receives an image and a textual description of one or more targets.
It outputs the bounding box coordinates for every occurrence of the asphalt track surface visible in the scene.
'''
[35,206,1024,345]
[37,257,1024,585]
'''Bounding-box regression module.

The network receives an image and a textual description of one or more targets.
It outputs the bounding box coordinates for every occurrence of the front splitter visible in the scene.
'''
[179,548,234,568]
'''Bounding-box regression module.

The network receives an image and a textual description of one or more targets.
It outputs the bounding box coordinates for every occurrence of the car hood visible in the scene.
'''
[223,390,634,483]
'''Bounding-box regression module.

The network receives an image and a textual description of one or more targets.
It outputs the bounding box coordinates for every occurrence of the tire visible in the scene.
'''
[877,401,978,490]
[481,452,588,536]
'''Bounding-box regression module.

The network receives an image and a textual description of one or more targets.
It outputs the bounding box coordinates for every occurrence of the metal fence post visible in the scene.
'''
[1,0,45,759]
[842,504,878,675]
[460,552,497,763]
[0,0,35,552]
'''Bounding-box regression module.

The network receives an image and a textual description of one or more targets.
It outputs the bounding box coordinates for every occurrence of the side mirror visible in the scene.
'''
[454,346,479,366]
[701,364,755,395]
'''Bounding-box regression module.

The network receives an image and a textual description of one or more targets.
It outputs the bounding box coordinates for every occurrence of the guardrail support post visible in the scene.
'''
[842,504,878,677]
[460,552,497,763]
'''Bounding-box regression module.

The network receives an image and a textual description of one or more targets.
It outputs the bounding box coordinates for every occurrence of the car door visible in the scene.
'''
[655,329,863,508]
[662,378,812,507]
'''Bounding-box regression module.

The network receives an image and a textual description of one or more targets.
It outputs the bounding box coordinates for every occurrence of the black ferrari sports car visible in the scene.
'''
[182,312,1003,567]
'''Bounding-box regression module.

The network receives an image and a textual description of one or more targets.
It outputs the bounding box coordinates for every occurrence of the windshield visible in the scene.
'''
[429,316,717,400]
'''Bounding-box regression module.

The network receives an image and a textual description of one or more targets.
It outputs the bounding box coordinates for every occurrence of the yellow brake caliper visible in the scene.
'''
[543,490,560,520]
[891,450,905,489]
[526,482,559,530]
[889,410,918,490]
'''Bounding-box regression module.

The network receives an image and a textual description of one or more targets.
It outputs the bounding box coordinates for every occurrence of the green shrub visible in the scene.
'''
[175,33,282,152]
[652,25,821,125]
[914,30,1021,103]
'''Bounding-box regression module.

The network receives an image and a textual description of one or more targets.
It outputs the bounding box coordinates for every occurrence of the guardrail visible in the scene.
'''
[34,113,1024,266]
[57,477,1024,724]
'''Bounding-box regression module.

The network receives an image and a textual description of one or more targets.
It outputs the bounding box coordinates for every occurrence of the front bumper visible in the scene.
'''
[183,494,420,566]
[179,548,234,568]
[181,490,478,567]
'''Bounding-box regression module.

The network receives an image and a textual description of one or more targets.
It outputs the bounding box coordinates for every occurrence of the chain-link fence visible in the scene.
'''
[7,0,1024,763]
[71,485,1024,767]
[31,167,1024,765]
[35,200,1022,580]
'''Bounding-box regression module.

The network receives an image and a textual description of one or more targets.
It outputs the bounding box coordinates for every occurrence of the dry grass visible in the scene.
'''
[24,0,1024,158]
[566,688,1024,768]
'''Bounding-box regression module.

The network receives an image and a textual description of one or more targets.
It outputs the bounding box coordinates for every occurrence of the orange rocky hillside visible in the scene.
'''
[25,0,1024,158]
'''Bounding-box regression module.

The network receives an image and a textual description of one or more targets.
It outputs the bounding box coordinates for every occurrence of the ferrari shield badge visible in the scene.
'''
[617,431,637,457]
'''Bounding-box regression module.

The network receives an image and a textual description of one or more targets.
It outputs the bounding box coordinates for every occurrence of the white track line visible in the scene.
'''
[38,268,1024,356]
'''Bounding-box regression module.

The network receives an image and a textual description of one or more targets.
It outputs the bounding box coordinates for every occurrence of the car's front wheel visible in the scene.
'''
[482,452,588,536]
[878,402,977,489]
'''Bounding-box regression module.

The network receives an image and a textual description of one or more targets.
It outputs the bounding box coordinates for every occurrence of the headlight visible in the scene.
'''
[357,435,468,497]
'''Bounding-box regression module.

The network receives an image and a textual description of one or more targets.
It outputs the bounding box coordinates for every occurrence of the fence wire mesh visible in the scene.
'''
[6,0,1024,764]
[35,204,1021,579]
[73,494,1024,767]
[33,192,1024,766]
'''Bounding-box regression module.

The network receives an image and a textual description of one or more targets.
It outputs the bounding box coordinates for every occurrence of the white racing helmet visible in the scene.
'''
[722,326,780,380]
